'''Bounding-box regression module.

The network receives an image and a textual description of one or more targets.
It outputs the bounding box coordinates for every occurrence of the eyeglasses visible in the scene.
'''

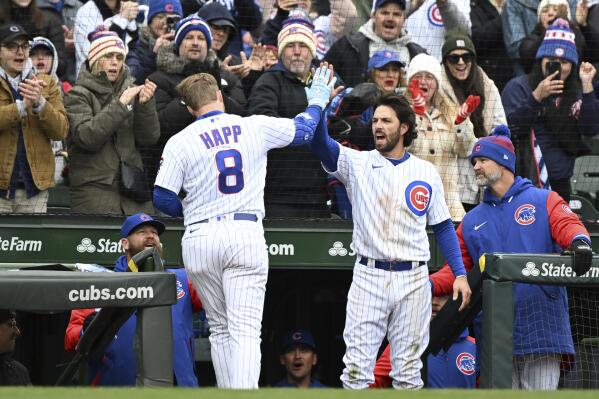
[446,53,474,65]
[1,42,31,53]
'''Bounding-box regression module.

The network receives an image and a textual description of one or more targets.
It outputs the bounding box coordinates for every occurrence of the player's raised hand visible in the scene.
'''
[454,95,480,125]
[408,79,426,115]
[453,276,471,312]
[305,62,337,110]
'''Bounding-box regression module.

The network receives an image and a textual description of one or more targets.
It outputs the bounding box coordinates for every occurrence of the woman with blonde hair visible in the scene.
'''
[65,27,160,215]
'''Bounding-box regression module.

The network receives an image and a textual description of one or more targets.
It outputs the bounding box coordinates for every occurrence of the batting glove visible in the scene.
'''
[408,79,426,115]
[454,95,481,125]
[305,65,336,110]
[562,239,594,276]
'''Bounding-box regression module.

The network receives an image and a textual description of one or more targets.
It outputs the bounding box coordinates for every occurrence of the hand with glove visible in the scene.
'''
[454,95,481,125]
[408,79,426,115]
[562,239,594,276]
[305,62,337,110]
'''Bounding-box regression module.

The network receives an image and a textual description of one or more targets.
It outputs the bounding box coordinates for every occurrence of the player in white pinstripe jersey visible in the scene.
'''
[309,93,472,389]
[153,67,336,388]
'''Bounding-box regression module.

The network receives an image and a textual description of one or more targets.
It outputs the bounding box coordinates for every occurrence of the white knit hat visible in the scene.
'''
[277,21,316,58]
[406,53,442,83]
[537,0,571,21]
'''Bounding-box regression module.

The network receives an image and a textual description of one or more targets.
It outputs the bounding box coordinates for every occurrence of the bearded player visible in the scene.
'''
[309,92,471,389]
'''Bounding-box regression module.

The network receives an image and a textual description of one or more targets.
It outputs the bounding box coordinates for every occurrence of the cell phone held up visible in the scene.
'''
[166,16,181,33]
[546,61,561,80]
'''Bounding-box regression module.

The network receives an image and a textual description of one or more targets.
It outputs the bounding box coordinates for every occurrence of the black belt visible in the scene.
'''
[359,256,425,272]
[191,213,258,225]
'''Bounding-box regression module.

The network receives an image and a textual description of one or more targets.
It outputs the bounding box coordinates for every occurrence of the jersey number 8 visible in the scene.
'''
[216,149,244,194]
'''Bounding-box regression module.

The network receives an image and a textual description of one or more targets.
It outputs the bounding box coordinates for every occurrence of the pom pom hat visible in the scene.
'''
[470,125,516,173]
[535,18,578,65]
[87,27,126,66]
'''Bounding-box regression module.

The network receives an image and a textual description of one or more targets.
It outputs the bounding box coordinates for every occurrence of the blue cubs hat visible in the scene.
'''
[470,124,516,173]
[148,0,183,24]
[372,0,406,12]
[367,50,405,73]
[280,329,316,353]
[120,213,165,238]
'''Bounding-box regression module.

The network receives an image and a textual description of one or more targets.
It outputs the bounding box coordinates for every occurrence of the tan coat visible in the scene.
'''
[407,91,476,221]
[439,67,507,204]
[0,74,69,191]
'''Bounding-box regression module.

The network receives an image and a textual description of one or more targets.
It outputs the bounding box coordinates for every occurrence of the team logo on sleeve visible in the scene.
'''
[562,204,574,215]
[176,279,186,300]
[514,204,536,225]
[456,352,476,375]
[405,181,432,216]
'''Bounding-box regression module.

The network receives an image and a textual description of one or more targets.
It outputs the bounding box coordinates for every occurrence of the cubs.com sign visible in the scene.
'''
[522,262,599,278]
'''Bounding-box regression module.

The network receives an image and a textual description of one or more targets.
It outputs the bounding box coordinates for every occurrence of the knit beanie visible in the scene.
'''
[470,125,516,173]
[87,27,126,67]
[442,29,476,60]
[537,0,571,21]
[174,16,212,52]
[277,18,317,58]
[147,0,183,24]
[535,18,578,65]
[406,53,442,83]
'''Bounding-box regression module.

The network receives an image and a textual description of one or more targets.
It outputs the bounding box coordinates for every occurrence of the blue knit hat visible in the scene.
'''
[470,125,516,173]
[174,16,212,52]
[535,18,578,66]
[148,0,183,24]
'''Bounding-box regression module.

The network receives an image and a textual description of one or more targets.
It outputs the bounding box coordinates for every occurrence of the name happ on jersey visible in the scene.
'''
[200,124,242,150]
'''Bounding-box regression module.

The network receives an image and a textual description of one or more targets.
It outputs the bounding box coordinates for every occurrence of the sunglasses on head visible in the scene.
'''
[446,53,474,65]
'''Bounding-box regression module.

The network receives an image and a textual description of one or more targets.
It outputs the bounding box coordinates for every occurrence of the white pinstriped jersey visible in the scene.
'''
[155,112,295,225]
[328,146,450,261]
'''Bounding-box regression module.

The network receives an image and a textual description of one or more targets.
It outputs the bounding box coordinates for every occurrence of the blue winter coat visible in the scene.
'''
[462,177,578,354]
[88,255,198,386]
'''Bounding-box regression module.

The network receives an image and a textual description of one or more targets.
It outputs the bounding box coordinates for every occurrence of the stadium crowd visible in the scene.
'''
[1,0,599,391]
[0,0,598,217]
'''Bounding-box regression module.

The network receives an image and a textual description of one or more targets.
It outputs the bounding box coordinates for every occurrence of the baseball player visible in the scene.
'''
[371,296,477,389]
[308,92,471,389]
[429,125,594,389]
[152,66,336,389]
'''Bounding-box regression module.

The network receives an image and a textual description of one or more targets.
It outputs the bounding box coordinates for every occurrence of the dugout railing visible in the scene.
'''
[0,247,176,386]
[480,253,599,389]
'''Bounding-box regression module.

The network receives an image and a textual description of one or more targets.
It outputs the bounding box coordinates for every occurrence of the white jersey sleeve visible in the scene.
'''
[426,167,451,225]
[325,144,368,190]
[246,115,296,151]
[155,138,185,194]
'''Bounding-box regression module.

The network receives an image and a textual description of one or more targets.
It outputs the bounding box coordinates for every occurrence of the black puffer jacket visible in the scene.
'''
[0,354,31,386]
[248,63,330,218]
[470,0,513,92]
[146,43,246,183]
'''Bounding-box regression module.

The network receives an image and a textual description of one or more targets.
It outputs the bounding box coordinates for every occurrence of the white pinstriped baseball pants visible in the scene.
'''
[182,220,268,389]
[512,354,561,390]
[341,261,431,389]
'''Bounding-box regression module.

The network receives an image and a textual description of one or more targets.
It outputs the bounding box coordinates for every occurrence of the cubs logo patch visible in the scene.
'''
[405,181,432,216]
[176,279,186,300]
[427,4,444,27]
[165,3,174,12]
[456,352,476,375]
[562,204,574,215]
[514,204,536,225]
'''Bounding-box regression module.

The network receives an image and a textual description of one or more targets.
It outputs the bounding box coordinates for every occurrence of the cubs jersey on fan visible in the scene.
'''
[328,147,450,261]
[155,111,295,225]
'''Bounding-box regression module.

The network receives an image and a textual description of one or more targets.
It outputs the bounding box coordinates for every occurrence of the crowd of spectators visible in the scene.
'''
[1,0,599,217]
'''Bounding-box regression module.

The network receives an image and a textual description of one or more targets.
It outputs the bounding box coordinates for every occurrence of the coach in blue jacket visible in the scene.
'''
[430,125,593,389]
[65,213,202,386]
